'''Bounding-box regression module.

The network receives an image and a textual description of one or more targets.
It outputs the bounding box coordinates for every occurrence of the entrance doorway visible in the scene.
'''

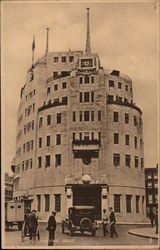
[72,184,101,220]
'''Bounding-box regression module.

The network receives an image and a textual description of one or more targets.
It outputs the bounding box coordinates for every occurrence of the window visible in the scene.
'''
[80,92,83,103]
[148,181,152,188]
[79,111,82,122]
[125,113,129,124]
[45,195,50,212]
[80,77,83,84]
[91,132,94,140]
[54,84,58,91]
[32,120,34,130]
[134,116,137,126]
[62,82,66,89]
[54,57,58,63]
[108,95,114,102]
[56,113,61,124]
[91,111,94,121]
[125,85,128,91]
[113,154,120,166]
[98,132,101,143]
[154,173,158,179]
[55,154,61,166]
[79,132,82,140]
[22,161,24,171]
[136,195,140,213]
[91,76,94,83]
[38,157,42,168]
[46,136,50,147]
[39,137,42,148]
[61,56,66,63]
[113,112,118,122]
[135,156,139,168]
[140,138,143,148]
[141,158,144,169]
[125,155,131,167]
[33,103,35,112]
[84,76,89,84]
[73,111,76,122]
[154,181,158,188]
[47,115,51,126]
[30,159,32,169]
[142,196,144,214]
[98,111,101,121]
[53,72,58,79]
[84,111,89,121]
[155,194,158,204]
[47,87,51,94]
[147,173,152,179]
[45,155,50,167]
[148,194,153,204]
[31,140,33,150]
[55,194,61,212]
[91,92,94,102]
[37,195,41,212]
[114,195,121,213]
[126,195,132,213]
[62,96,67,104]
[69,56,74,62]
[73,133,76,141]
[39,117,43,128]
[84,132,89,141]
[114,133,119,144]
[56,134,61,145]
[125,134,130,145]
[84,92,90,102]
[134,136,137,148]
[109,80,114,87]
[118,82,122,89]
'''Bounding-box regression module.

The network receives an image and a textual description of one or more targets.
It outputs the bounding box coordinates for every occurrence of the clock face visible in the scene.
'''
[81,59,93,68]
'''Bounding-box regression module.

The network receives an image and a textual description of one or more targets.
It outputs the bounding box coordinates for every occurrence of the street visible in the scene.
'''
[4,223,158,248]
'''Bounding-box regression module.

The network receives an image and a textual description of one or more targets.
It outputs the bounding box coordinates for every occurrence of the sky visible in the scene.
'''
[1,0,159,175]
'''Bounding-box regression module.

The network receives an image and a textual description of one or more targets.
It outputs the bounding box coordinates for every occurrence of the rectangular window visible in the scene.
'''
[98,111,101,121]
[54,57,58,63]
[126,195,132,213]
[37,195,41,212]
[140,138,143,148]
[148,181,152,188]
[80,92,83,103]
[61,56,66,63]
[114,112,118,122]
[39,117,43,128]
[73,133,76,141]
[140,158,144,169]
[84,76,89,84]
[125,113,129,124]
[57,113,61,124]
[80,77,83,84]
[118,82,122,89]
[154,173,158,179]
[73,111,76,122]
[45,155,50,167]
[91,76,94,84]
[55,154,61,166]
[91,92,94,102]
[84,132,89,141]
[126,85,128,91]
[91,111,94,121]
[114,133,119,144]
[55,194,61,212]
[148,194,153,204]
[56,134,61,145]
[47,87,51,94]
[53,71,58,79]
[125,155,131,167]
[84,111,89,121]
[38,157,42,168]
[109,80,114,87]
[147,173,152,179]
[33,103,35,112]
[32,120,34,130]
[79,132,82,140]
[31,140,33,150]
[45,195,50,212]
[47,115,51,125]
[22,161,24,171]
[46,136,50,147]
[62,96,67,104]
[125,134,130,145]
[30,159,32,169]
[39,137,42,148]
[108,95,114,102]
[98,132,101,143]
[79,111,82,122]
[69,56,74,62]
[84,92,90,102]
[91,132,94,140]
[54,84,58,91]
[113,154,120,166]
[114,195,121,213]
[135,156,139,168]
[134,136,137,148]
[154,181,158,188]
[136,195,140,213]
[134,116,137,126]
[62,82,67,89]
[142,196,144,214]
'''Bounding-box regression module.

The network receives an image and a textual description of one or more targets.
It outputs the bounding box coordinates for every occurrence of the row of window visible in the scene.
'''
[25,103,35,117]
[72,132,101,142]
[37,194,61,212]
[147,172,158,179]
[18,114,23,125]
[79,76,95,84]
[53,55,74,63]
[47,81,67,94]
[113,111,142,127]
[16,129,22,141]
[38,154,61,168]
[79,92,94,103]
[23,140,34,153]
[39,134,61,147]
[114,133,143,148]
[24,120,34,134]
[147,180,158,189]
[73,110,101,122]
[113,153,144,169]
[147,194,158,204]
[16,148,21,157]
[109,80,132,93]
[114,195,144,213]
[22,158,33,171]
[26,89,36,101]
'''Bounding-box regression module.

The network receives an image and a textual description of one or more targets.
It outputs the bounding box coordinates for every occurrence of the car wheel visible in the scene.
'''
[80,218,92,231]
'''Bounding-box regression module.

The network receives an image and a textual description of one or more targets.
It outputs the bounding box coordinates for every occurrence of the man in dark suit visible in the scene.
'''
[28,210,38,242]
[47,211,57,246]
[109,207,118,238]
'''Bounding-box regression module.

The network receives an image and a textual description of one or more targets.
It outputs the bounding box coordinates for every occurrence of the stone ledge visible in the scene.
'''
[128,227,158,239]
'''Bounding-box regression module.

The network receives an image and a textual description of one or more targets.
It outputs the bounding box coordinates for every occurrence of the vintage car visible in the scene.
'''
[5,200,24,230]
[61,206,98,236]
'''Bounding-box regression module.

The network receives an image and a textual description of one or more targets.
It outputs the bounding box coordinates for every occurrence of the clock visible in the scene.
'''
[81,59,93,68]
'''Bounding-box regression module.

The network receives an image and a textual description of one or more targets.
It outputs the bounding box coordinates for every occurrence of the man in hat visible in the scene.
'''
[109,207,118,238]
[29,210,38,242]
[46,211,57,246]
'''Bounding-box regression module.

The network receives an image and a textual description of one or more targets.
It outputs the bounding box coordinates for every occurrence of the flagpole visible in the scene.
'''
[32,35,35,66]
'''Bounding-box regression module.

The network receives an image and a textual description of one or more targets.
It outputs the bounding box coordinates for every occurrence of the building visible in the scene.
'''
[5,173,14,201]
[145,165,158,216]
[11,9,146,222]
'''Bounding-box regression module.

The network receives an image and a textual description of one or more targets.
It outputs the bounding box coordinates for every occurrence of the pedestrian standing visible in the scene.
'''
[102,209,109,236]
[109,207,118,238]
[46,211,57,246]
[155,209,158,234]
[149,209,154,228]
[29,210,38,243]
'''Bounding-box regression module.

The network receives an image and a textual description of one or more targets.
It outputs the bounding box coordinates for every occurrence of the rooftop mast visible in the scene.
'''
[85,8,91,55]
[45,27,49,55]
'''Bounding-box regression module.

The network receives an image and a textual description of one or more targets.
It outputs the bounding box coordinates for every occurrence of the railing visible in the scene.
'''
[46,72,71,83]
[72,139,100,146]
[38,98,68,112]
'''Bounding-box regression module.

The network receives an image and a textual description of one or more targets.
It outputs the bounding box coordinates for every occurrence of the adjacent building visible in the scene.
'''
[5,173,14,201]
[11,9,146,222]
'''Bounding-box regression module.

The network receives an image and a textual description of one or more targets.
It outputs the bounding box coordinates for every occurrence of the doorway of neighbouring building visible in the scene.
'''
[72,184,101,220]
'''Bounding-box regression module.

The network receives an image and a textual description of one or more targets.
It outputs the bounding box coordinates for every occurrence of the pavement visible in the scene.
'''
[128,226,158,239]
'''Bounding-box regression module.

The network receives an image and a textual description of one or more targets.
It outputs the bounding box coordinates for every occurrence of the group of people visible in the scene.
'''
[24,209,38,243]
[102,207,118,238]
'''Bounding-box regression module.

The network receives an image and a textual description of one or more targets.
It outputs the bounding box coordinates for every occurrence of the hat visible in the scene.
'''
[52,211,56,215]
[32,209,36,213]
[109,207,113,210]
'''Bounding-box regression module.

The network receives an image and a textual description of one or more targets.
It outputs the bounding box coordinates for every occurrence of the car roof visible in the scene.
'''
[69,206,95,209]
